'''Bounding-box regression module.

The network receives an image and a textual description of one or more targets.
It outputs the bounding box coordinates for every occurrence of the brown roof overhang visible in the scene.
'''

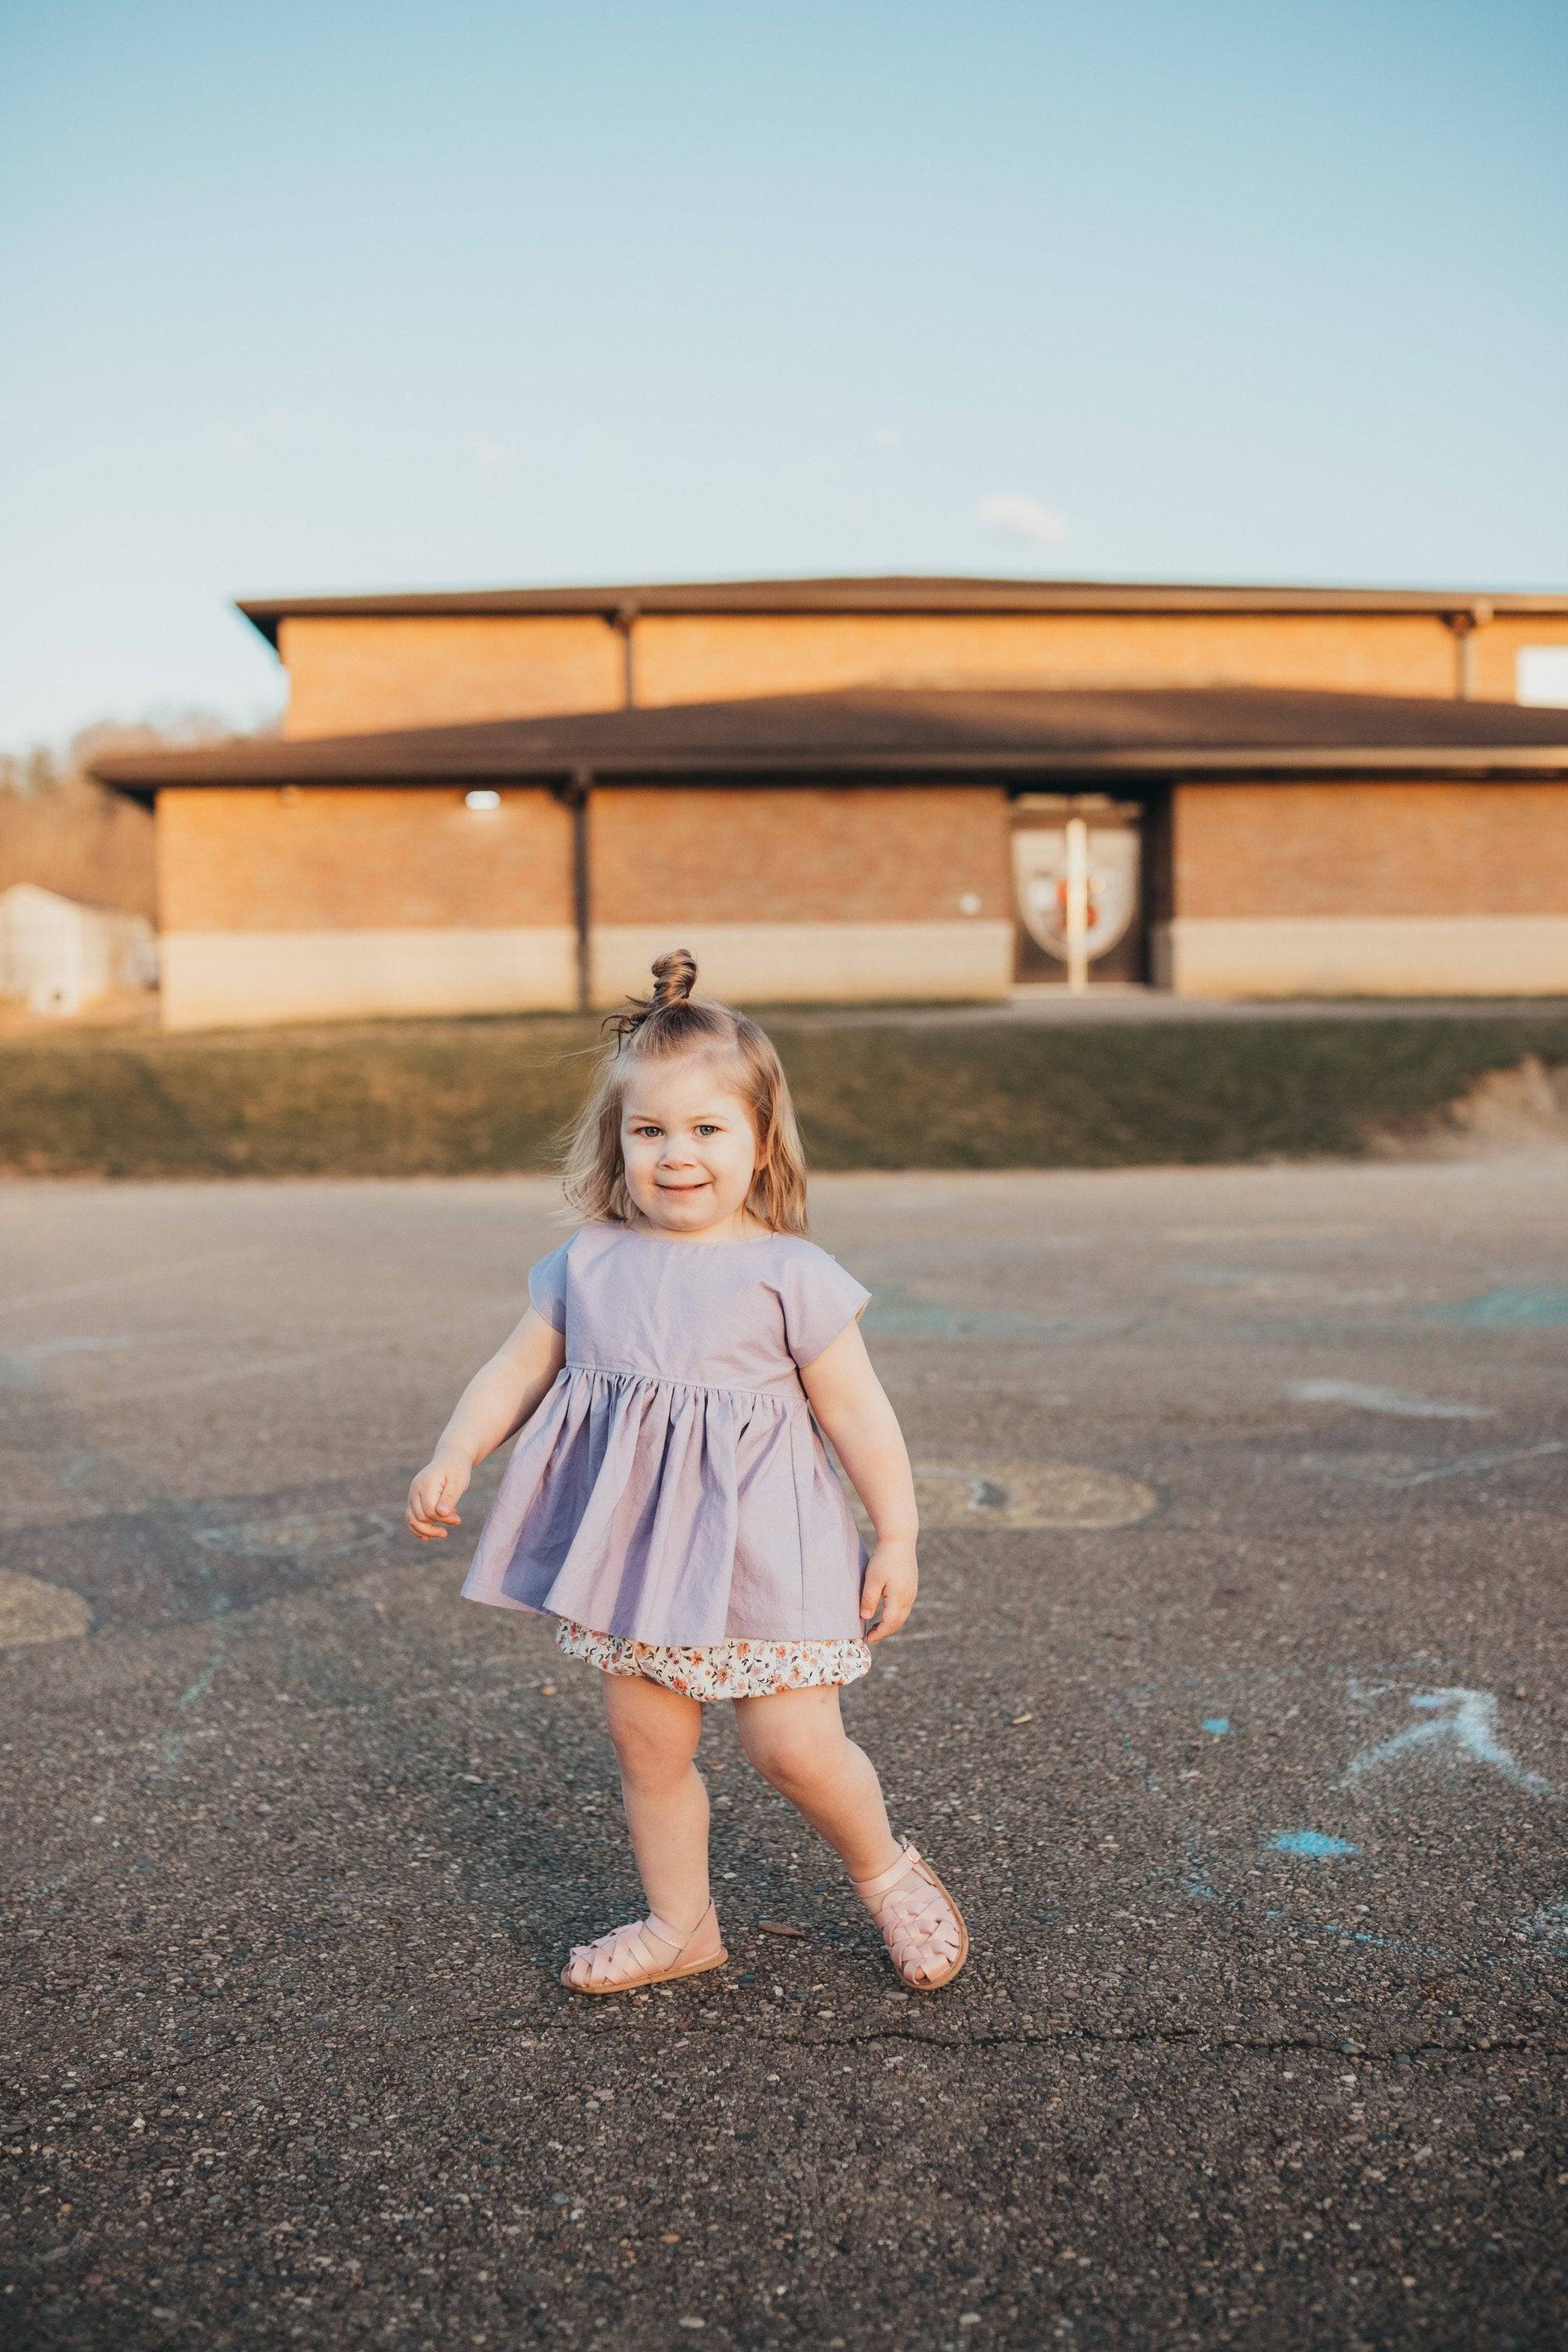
[91,686,1568,807]
[234,575,1568,649]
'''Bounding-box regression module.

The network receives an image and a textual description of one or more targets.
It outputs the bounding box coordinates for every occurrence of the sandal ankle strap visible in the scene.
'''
[852,1842,921,1905]
[645,1903,712,1952]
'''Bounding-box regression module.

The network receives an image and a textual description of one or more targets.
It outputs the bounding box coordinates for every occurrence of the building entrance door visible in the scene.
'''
[1010,795,1146,988]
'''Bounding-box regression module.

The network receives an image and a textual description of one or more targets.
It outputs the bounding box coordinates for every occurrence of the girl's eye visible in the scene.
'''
[695,1123,719,1136]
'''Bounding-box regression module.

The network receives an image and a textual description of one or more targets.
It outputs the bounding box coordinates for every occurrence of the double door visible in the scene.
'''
[1010,794,1147,988]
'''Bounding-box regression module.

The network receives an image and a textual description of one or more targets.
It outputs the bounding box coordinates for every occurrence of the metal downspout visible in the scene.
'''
[610,604,638,709]
[1446,600,1494,700]
[550,769,594,1013]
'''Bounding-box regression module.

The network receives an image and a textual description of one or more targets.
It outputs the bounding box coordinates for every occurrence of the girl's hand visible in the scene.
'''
[861,1536,919,1645]
[406,1451,472,1541]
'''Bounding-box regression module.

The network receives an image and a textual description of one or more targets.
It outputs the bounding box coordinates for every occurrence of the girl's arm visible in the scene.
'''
[406,1305,566,1541]
[799,1319,919,1643]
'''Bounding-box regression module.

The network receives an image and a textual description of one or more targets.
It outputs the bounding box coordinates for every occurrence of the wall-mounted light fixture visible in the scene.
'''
[464,789,502,811]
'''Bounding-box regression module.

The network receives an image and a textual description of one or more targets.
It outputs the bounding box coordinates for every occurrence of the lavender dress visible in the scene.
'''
[461,1225,872,1650]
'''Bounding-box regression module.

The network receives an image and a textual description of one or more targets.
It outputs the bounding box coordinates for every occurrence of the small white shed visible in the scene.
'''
[0,883,158,1015]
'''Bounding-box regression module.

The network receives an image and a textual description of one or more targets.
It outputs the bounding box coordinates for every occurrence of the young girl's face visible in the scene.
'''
[620,1053,761,1236]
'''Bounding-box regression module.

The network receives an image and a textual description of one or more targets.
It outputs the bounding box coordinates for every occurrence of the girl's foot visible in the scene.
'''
[852,1843,969,1990]
[561,1901,727,1995]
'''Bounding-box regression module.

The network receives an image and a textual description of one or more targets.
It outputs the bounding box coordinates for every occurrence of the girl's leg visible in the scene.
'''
[732,1682,902,1883]
[600,1671,711,1940]
[734,1682,967,1989]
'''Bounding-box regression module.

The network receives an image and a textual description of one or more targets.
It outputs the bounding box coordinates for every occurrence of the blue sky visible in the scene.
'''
[2,0,1564,747]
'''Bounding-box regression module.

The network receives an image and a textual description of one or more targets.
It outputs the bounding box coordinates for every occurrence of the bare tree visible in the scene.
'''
[0,709,255,919]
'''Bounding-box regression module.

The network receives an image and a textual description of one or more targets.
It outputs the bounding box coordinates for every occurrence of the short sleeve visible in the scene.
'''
[527,1240,571,1334]
[778,1246,871,1371]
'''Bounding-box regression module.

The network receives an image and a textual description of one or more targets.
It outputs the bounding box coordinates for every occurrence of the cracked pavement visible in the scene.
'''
[2,1160,1566,2348]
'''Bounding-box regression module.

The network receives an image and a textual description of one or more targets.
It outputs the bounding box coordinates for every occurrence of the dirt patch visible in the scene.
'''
[1370,1053,1568,1159]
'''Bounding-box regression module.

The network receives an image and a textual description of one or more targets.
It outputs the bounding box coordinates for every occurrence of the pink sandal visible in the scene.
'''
[853,1842,969,1990]
[562,1901,727,1995]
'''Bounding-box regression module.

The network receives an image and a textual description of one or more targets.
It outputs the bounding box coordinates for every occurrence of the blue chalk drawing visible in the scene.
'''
[1201,1717,1231,1736]
[1270,1830,1360,1860]
[1180,1840,1216,1902]
[1288,1379,1491,1420]
[1342,1687,1553,1794]
[1423,1286,1568,1330]
[1264,1910,1441,1960]
[1524,1900,1568,1948]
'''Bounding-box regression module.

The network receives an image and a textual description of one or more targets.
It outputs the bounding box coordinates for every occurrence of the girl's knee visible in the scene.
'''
[741,1715,847,1798]
[604,1684,701,1784]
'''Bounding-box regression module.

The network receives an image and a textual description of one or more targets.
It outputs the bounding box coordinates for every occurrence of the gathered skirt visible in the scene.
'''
[463,1360,868,1646]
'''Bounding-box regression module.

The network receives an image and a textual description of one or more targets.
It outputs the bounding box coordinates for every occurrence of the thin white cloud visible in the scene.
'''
[977,493,1068,547]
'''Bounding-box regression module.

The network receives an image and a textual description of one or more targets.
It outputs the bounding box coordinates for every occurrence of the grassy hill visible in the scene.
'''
[4,1007,1566,1179]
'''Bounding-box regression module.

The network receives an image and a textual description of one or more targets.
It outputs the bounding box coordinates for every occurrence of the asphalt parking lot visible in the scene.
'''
[3,1159,1566,2350]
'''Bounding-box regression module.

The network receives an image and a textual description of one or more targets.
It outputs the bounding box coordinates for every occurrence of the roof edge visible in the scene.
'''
[235,573,1568,649]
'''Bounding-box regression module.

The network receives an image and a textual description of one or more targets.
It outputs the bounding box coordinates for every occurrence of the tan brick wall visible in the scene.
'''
[157,786,574,931]
[589,786,1010,925]
[630,612,1475,704]
[1479,618,1568,701]
[1172,782,1568,919]
[280,616,623,736]
[273,608,1568,735]
[276,607,1568,733]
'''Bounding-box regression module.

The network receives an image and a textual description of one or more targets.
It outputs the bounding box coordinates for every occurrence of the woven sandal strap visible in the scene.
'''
[852,1842,922,1906]
[593,1925,647,1985]
[573,1920,650,1985]
[645,1910,695,1953]
[888,1892,958,1947]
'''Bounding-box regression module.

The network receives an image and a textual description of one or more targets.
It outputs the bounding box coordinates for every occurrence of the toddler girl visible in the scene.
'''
[406,951,967,1995]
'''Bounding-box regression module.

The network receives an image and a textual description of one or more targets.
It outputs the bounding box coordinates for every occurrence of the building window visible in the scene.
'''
[1516,646,1568,706]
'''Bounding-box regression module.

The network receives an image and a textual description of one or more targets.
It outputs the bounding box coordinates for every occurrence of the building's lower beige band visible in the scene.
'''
[1155,915,1568,997]
[156,919,1014,1029]
[589,921,1013,1008]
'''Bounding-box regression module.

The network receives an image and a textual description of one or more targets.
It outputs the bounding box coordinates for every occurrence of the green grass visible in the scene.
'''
[3,1009,1566,1180]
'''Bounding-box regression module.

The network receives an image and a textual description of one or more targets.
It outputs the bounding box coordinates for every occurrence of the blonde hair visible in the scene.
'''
[562,949,810,1236]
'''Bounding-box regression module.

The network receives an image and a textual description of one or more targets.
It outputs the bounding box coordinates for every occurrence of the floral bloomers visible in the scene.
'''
[554,1617,871,1703]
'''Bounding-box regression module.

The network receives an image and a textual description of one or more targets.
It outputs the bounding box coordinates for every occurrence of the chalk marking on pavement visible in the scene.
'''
[175,1655,222,1713]
[194,1507,395,1559]
[156,1515,234,1768]
[1302,1441,1566,1490]
[1201,1718,1231,1736]
[1422,1285,1568,1330]
[1263,1910,1441,1960]
[1288,1379,1491,1421]
[1180,1844,1216,1902]
[1522,1901,1568,1947]
[1341,1689,1553,1795]
[1114,1662,1561,1976]
[162,1641,229,1773]
[848,1459,1157,1533]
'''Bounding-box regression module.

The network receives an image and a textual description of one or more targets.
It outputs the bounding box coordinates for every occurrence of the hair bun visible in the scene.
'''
[649,948,698,1007]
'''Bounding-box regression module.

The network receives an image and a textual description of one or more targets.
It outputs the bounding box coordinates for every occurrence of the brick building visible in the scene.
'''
[95,576,1568,1029]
